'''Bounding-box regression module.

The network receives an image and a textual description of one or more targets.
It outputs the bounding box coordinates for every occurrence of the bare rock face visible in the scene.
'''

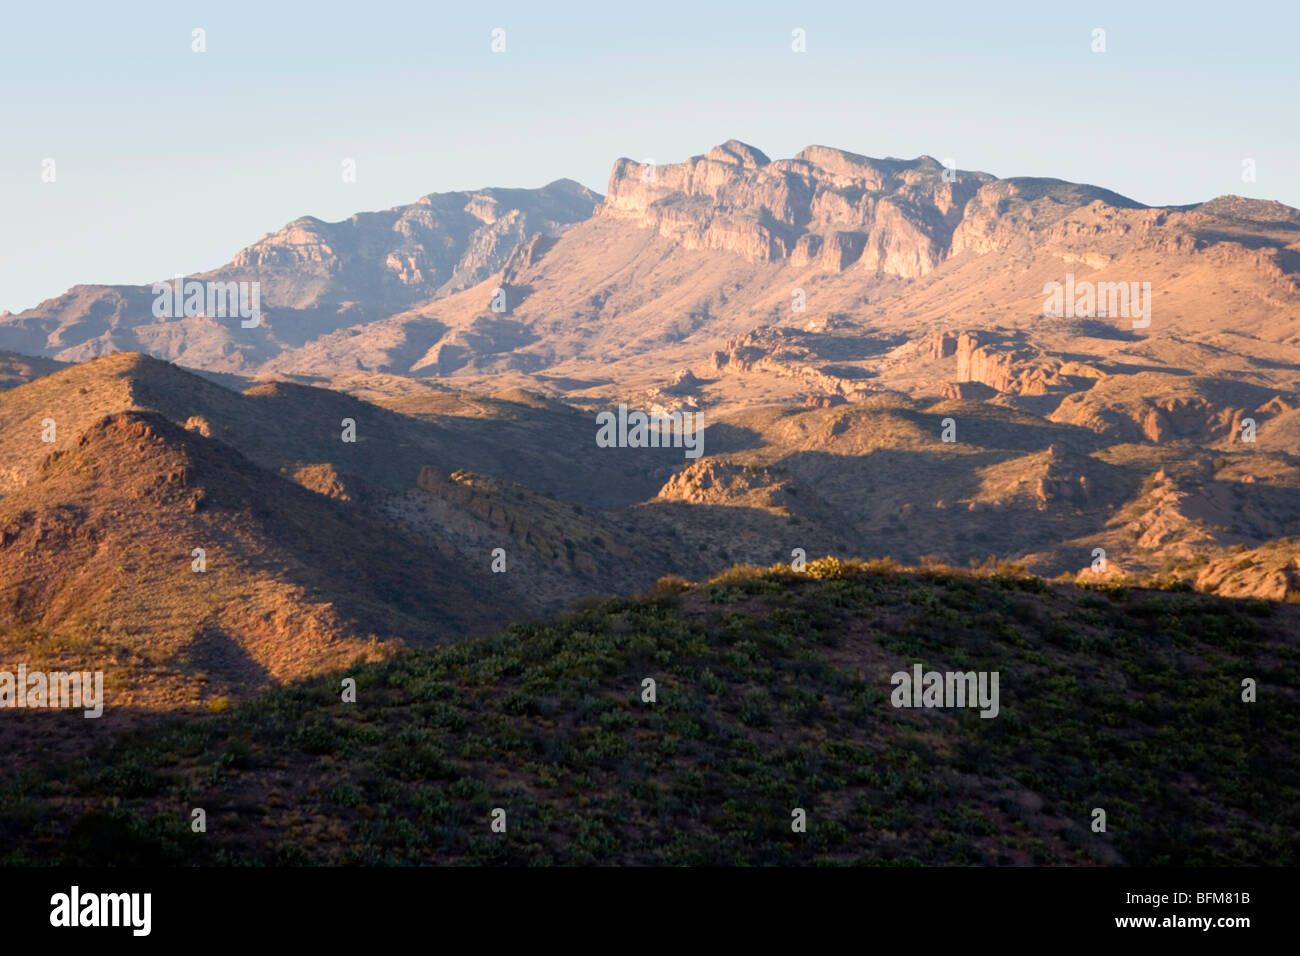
[601,140,993,277]
[1140,400,1242,443]
[1195,542,1300,600]
[291,463,352,501]
[183,415,212,437]
[665,368,702,395]
[804,393,848,408]
[940,381,996,400]
[703,140,772,168]
[955,332,1015,392]
[950,179,1147,257]
[952,331,1060,395]
[502,233,561,278]
[927,333,958,361]
[657,460,795,511]
[1049,374,1295,445]
[1123,469,1231,555]
[1034,473,1090,510]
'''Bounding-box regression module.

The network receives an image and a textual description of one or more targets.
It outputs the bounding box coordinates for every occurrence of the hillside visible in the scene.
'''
[0,352,707,619]
[3,350,1298,624]
[0,351,64,391]
[0,409,505,724]
[4,562,1295,866]
[0,351,685,508]
[4,145,1296,595]
[1,139,1299,779]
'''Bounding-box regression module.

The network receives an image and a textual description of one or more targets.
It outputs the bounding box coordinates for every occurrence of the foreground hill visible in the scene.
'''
[4,561,1295,866]
[0,353,712,726]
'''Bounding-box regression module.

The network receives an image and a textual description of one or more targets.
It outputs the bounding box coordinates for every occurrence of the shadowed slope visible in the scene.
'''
[0,410,507,714]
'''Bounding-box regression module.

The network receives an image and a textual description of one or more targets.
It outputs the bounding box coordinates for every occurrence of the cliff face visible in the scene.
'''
[955,332,1019,393]
[600,141,1298,287]
[601,140,993,278]
[931,330,1068,396]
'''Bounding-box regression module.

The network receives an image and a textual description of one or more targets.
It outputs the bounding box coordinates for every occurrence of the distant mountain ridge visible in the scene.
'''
[0,179,600,370]
[5,141,1297,383]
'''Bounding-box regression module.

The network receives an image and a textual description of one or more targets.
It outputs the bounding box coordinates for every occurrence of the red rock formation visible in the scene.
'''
[601,140,991,277]
[927,333,958,360]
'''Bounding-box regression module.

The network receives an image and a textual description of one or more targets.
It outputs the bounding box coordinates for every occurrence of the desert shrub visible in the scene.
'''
[806,556,845,580]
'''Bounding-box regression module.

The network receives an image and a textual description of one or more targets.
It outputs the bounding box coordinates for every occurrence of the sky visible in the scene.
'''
[1,0,1297,313]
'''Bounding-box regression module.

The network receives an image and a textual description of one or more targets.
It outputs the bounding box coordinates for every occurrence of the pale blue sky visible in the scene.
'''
[1,0,1296,313]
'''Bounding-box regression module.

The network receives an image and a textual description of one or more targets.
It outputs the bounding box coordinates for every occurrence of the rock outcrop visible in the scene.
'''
[1195,541,1300,600]
[710,325,885,398]
[1049,374,1295,444]
[943,330,1069,395]
[230,180,599,306]
[601,140,993,277]
[657,460,796,511]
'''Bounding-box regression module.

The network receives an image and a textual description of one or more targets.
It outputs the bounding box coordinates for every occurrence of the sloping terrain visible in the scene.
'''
[1,140,1298,870]
[248,141,1300,417]
[0,410,504,721]
[0,180,599,370]
[9,140,1298,413]
[3,348,1298,627]
[0,352,703,721]
[237,145,1300,594]
[1,139,1298,751]
[621,394,1300,586]
[0,351,685,509]
[3,563,1295,866]
[0,351,64,391]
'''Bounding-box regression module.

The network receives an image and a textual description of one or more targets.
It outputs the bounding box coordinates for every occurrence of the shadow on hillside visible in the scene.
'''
[898,406,1104,454]
[700,422,765,455]
[176,625,274,697]
[765,445,1154,570]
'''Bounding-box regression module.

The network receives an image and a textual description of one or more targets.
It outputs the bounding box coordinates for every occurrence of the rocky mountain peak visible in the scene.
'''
[602,142,996,277]
[703,139,771,168]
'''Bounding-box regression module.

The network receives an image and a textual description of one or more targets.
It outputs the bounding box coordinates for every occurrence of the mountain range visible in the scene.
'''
[2,138,1299,869]
[2,139,1299,721]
